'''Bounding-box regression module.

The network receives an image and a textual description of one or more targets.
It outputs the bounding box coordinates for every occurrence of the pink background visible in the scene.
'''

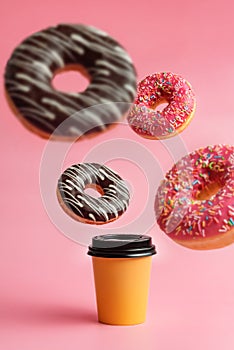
[1,1,234,349]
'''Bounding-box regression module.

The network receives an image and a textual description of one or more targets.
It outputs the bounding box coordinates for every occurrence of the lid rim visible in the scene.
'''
[87,234,156,258]
[87,250,156,258]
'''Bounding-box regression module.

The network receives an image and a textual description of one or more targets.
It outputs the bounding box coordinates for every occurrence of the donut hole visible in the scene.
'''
[84,184,103,198]
[152,97,169,113]
[52,65,90,93]
[196,182,224,201]
[155,101,169,112]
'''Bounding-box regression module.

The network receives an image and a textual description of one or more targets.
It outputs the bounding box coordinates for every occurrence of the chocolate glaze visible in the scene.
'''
[5,24,137,138]
[57,163,130,223]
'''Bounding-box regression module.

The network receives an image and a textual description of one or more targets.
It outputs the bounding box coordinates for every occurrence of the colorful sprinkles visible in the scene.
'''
[155,145,234,240]
[127,72,196,139]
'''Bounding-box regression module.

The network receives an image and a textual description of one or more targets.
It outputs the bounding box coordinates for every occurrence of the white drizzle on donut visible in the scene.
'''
[5,24,137,137]
[57,163,130,223]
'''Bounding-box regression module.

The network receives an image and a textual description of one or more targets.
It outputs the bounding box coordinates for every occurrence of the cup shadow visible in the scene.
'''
[0,300,97,327]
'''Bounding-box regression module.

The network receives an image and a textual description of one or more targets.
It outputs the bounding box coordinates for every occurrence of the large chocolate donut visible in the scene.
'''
[5,24,137,139]
[57,163,130,224]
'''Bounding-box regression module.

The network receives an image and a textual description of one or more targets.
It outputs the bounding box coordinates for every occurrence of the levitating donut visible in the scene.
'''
[57,163,130,224]
[5,24,137,140]
[155,144,234,250]
[128,72,196,139]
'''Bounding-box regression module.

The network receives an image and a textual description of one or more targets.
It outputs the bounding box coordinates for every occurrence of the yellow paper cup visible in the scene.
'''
[88,234,156,325]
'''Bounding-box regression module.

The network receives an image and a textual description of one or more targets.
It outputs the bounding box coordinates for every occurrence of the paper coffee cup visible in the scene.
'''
[88,234,156,325]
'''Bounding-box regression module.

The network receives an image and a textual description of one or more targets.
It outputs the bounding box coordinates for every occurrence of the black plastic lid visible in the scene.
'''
[87,234,156,258]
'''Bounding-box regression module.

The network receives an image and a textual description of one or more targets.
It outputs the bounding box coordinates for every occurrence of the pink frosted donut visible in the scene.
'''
[155,144,234,250]
[127,72,196,139]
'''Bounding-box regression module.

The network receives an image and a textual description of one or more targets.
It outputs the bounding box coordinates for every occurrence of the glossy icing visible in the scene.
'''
[5,24,137,138]
[57,163,130,223]
[128,72,195,139]
[155,145,234,240]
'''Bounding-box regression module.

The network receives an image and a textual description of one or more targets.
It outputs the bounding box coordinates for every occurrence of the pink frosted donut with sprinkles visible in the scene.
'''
[127,72,196,139]
[155,144,234,250]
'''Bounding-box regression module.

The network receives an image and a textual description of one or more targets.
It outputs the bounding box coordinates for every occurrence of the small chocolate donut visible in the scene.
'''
[5,24,137,139]
[57,163,130,224]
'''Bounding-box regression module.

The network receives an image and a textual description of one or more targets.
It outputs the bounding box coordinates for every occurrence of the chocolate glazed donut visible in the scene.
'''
[4,24,137,139]
[57,163,130,224]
